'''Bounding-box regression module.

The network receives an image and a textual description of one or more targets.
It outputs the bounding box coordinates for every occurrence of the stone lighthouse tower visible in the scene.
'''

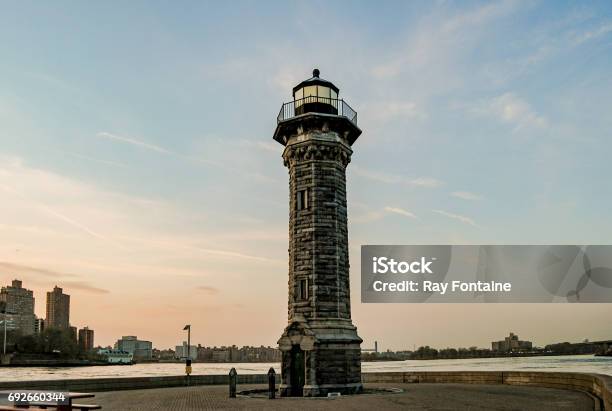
[274,69,362,397]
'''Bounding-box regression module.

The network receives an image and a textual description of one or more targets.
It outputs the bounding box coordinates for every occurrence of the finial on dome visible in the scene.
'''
[313,68,320,78]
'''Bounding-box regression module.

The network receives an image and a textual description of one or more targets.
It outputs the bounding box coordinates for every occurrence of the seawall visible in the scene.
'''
[362,371,612,410]
[1,371,610,410]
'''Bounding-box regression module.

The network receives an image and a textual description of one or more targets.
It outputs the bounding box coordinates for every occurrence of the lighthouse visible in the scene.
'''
[275,69,363,397]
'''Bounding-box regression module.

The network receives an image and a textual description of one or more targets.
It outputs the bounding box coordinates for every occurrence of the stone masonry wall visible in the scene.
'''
[314,347,362,386]
[284,132,353,321]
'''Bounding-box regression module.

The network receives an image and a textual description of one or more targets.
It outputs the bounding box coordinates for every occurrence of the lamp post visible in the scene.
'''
[183,324,191,385]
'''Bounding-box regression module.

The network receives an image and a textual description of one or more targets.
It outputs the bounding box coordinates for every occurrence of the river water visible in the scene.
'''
[2,354,610,382]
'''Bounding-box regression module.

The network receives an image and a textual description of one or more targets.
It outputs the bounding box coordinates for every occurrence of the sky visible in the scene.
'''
[1,0,611,350]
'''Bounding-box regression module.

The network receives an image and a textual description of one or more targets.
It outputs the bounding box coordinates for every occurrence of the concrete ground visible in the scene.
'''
[81,383,597,410]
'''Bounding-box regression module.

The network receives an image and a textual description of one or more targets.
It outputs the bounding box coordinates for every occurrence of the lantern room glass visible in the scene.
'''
[294,85,338,115]
[318,86,331,100]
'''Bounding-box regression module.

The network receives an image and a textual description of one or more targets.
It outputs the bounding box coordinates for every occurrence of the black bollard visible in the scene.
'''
[267,367,276,399]
[229,367,237,398]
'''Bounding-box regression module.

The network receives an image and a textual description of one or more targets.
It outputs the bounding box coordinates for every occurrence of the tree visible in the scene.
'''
[412,346,438,360]
[15,334,39,353]
[37,327,79,357]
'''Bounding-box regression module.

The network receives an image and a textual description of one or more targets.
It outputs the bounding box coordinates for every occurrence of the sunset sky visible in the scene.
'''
[1,1,611,350]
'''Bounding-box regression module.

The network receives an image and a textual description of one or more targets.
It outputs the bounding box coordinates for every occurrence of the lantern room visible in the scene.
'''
[274,69,360,147]
[292,68,340,115]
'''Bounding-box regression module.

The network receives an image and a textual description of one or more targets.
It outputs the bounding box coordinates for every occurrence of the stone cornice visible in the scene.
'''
[283,139,353,168]
[273,112,362,147]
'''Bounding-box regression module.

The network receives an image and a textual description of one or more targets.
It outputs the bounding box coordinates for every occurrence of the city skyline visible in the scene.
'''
[1,1,612,350]
[0,277,607,352]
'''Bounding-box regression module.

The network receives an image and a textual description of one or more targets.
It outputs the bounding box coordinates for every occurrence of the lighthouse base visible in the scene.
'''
[278,319,363,397]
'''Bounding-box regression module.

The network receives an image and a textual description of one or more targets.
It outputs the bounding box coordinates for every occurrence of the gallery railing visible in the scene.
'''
[277,96,358,126]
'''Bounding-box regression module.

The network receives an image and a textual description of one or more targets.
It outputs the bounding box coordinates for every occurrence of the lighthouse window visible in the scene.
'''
[297,189,309,210]
[295,88,304,109]
[294,88,303,100]
[303,85,317,99]
[331,89,338,109]
[298,278,309,300]
[318,86,330,100]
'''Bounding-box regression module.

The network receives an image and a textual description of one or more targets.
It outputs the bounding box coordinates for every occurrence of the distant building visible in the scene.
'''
[114,336,152,360]
[212,349,230,362]
[492,333,533,352]
[0,313,18,332]
[175,342,197,360]
[196,345,282,363]
[0,279,36,335]
[69,326,77,342]
[78,326,95,351]
[153,348,175,360]
[46,286,70,329]
[35,318,45,334]
[97,349,133,364]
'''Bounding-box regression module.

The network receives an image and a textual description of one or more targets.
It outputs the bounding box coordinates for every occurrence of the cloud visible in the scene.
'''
[0,176,123,249]
[441,0,519,33]
[269,66,303,93]
[196,285,219,295]
[491,93,547,129]
[384,206,417,219]
[362,101,426,123]
[232,139,282,154]
[245,172,280,184]
[353,205,418,223]
[0,156,284,282]
[407,177,443,188]
[570,21,612,46]
[195,246,283,265]
[0,262,77,278]
[432,209,479,227]
[371,0,520,80]
[214,229,287,242]
[351,167,400,184]
[248,141,282,153]
[460,92,547,131]
[37,203,118,245]
[132,135,279,182]
[97,133,280,187]
[484,18,612,85]
[352,166,443,188]
[451,191,483,201]
[0,262,108,294]
[59,281,110,294]
[351,210,385,224]
[63,151,128,168]
[97,132,173,155]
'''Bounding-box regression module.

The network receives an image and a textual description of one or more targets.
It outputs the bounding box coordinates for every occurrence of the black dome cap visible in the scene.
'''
[292,68,339,97]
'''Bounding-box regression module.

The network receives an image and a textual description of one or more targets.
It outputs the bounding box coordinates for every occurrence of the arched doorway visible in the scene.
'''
[289,344,305,396]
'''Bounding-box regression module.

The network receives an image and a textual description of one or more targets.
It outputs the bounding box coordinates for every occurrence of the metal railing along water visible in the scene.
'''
[277,97,358,126]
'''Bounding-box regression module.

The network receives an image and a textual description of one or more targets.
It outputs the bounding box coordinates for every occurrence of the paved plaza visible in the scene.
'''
[86,383,596,410]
